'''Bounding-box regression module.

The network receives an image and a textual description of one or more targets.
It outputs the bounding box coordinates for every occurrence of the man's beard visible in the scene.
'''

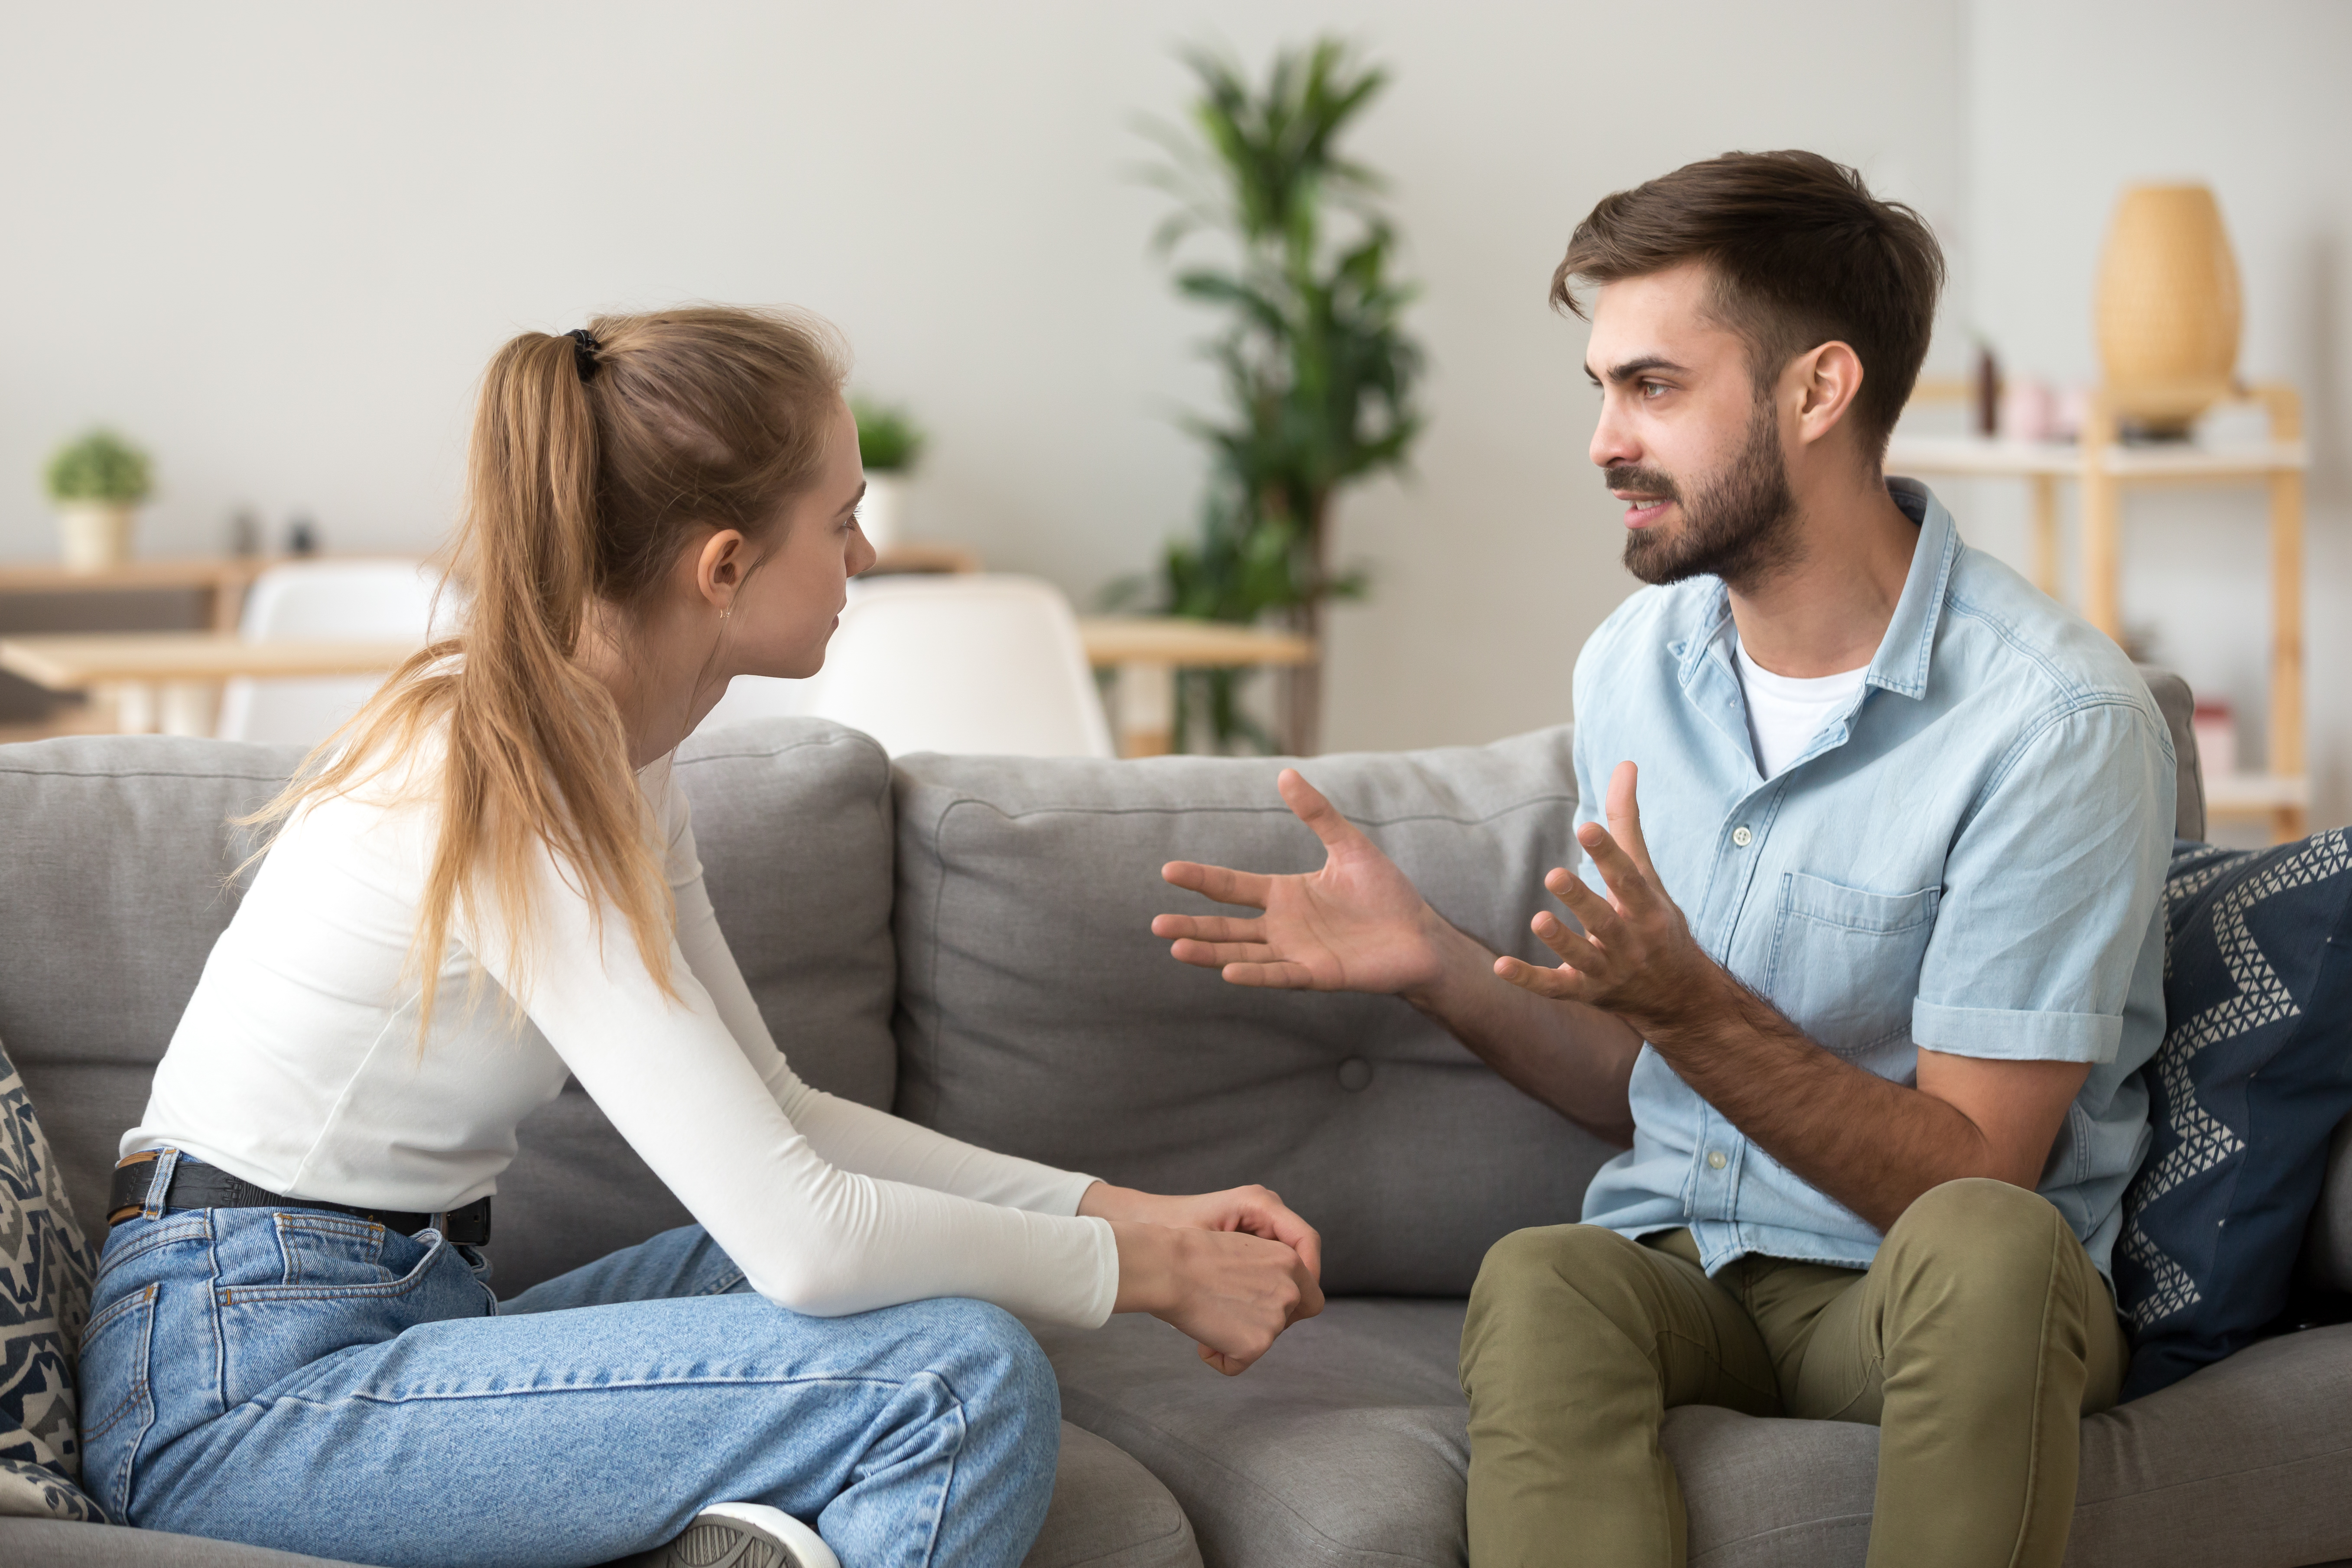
[1612,397,1799,591]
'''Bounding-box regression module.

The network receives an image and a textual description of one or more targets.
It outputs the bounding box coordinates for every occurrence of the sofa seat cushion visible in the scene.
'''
[892,732,1620,1296]
[1041,1302,2352,1568]
[0,1420,1199,1568]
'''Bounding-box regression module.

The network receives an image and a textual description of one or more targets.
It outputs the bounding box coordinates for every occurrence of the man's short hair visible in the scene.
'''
[1555,150,1946,460]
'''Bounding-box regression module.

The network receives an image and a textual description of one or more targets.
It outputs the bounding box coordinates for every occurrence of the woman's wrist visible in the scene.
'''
[1078,1181,1160,1224]
[1106,1219,1183,1315]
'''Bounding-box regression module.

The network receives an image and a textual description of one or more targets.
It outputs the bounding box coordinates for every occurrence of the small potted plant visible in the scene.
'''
[44,429,153,573]
[852,399,925,553]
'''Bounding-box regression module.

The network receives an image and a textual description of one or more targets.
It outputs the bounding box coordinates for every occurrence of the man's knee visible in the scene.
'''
[1886,1178,2062,1270]
[1463,1225,1655,1380]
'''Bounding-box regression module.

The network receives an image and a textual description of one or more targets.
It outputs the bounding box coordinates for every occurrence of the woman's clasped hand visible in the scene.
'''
[1079,1182,1324,1374]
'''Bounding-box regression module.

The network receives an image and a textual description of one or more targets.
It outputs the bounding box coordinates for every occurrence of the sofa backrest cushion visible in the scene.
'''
[2135,666,2204,842]
[0,720,897,1296]
[891,727,1619,1297]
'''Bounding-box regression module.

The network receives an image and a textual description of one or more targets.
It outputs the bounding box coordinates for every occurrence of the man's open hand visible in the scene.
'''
[1153,769,1446,997]
[1494,761,1719,1035]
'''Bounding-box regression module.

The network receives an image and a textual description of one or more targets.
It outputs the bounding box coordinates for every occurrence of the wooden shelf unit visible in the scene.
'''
[1887,383,2309,841]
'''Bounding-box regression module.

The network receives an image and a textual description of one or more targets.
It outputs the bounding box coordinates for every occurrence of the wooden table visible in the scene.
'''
[0,617,1316,754]
[1076,617,1316,756]
[0,635,420,735]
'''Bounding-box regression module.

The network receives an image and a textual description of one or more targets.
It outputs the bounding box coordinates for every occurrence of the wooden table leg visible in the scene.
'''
[106,680,158,734]
[2261,384,2306,843]
[1114,659,1175,757]
[2030,473,2062,599]
[159,680,221,738]
[2081,394,2123,642]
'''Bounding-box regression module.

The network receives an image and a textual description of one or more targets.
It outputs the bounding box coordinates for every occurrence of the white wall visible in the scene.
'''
[1962,0,2352,829]
[0,0,1964,756]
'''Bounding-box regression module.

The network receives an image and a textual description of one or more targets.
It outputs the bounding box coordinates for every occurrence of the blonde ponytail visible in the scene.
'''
[248,307,848,1031]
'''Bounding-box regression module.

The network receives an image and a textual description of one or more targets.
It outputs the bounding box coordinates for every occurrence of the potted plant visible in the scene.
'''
[852,399,926,554]
[1134,38,1423,754]
[44,429,153,573]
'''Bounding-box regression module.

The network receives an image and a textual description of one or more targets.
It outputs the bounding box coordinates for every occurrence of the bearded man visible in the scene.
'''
[1150,150,2174,1568]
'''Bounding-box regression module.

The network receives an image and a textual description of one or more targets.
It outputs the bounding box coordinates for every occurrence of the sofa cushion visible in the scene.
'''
[2116,833,2352,1399]
[0,1030,103,1524]
[891,730,1619,1296]
[0,1420,1201,1568]
[1041,1300,2352,1568]
[2312,1113,2352,1296]
[0,722,899,1299]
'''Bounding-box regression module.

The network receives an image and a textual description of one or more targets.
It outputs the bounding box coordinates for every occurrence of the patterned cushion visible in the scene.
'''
[2115,834,2352,1400]
[0,1029,104,1523]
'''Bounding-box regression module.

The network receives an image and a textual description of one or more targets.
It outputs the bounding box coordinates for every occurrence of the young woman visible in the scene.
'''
[80,308,1323,1568]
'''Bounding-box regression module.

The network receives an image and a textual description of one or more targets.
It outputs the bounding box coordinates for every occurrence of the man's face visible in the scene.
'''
[1585,263,1796,590]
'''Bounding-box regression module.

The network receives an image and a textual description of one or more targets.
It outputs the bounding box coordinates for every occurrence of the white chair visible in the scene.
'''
[216,559,448,745]
[696,575,1114,758]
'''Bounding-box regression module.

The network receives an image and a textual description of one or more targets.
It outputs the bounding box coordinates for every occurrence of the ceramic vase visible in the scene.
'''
[2095,184,2242,437]
[57,502,135,573]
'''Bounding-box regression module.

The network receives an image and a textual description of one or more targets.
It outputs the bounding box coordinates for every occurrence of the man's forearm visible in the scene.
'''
[1403,920,1642,1145]
[1649,970,2011,1232]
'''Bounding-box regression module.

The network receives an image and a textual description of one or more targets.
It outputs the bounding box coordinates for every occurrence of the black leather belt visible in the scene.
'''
[108,1152,491,1246]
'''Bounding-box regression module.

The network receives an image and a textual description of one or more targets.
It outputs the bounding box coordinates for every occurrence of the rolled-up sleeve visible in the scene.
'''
[1910,699,2173,1064]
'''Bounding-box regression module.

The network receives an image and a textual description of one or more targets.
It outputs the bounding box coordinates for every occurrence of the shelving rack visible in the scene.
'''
[1887,383,2308,840]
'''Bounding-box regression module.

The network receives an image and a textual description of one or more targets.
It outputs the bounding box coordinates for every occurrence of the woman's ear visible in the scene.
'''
[695,528,749,613]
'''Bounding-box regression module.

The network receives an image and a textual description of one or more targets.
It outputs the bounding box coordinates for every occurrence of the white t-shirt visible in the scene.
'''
[126,742,1119,1327]
[1734,638,1869,779]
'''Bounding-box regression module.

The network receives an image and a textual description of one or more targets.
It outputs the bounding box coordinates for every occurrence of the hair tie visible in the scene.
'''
[565,328,601,384]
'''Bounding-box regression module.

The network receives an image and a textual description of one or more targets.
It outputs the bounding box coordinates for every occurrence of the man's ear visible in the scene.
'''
[1790,340,1865,450]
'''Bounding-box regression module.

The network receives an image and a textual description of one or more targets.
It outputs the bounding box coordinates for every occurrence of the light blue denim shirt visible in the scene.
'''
[1576,480,2173,1280]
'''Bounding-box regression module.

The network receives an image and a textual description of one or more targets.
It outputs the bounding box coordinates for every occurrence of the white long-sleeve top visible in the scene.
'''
[125,747,1120,1326]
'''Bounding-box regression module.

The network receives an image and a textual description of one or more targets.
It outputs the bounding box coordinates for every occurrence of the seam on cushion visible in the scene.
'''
[673,729,889,770]
[0,765,293,782]
[1049,1511,1195,1568]
[968,796,1576,830]
[1690,1511,1874,1565]
[1059,1402,1456,1567]
[2070,1439,2352,1507]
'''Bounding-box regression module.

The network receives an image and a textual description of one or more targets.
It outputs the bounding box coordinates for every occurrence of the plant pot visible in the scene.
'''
[858,472,906,554]
[2095,184,2242,438]
[56,502,136,573]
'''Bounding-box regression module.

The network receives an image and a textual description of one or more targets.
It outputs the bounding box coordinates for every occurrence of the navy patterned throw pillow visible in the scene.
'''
[2115,833,2352,1401]
[0,1030,105,1523]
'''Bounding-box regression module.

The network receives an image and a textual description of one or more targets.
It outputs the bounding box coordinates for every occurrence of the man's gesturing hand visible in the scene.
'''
[1153,769,1446,997]
[1494,761,1717,1035]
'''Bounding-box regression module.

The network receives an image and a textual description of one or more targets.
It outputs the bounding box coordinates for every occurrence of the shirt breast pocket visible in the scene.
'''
[1763,872,1940,1061]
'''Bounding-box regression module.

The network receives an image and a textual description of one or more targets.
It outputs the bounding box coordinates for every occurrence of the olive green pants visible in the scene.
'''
[1457,1179,2128,1568]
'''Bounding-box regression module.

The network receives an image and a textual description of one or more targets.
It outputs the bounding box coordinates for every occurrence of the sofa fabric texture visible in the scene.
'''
[0,1029,103,1524]
[891,730,1618,1297]
[2118,831,2352,1399]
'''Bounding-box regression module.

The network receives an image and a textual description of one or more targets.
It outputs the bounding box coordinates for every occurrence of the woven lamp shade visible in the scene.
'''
[2095,184,2242,435]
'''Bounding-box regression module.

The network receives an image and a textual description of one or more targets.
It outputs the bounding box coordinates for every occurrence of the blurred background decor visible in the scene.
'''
[44,429,151,573]
[1130,37,1423,755]
[852,398,926,553]
[2095,183,2244,441]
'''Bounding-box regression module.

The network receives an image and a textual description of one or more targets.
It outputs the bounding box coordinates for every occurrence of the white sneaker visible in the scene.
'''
[629,1502,841,1568]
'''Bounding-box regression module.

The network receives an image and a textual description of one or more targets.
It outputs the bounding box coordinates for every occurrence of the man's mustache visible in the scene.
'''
[1605,465,1678,501]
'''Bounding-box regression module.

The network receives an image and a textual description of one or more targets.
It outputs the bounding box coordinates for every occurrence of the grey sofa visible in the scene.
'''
[1,672,2348,1568]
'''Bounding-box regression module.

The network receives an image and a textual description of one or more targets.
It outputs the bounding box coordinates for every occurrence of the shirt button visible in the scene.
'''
[1731,826,1753,848]
[1707,1149,1728,1170]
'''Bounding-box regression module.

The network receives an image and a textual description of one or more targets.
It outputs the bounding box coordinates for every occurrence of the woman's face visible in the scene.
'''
[716,396,875,681]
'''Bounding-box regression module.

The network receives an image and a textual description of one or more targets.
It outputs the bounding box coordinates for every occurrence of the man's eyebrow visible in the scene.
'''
[1583,355,1688,385]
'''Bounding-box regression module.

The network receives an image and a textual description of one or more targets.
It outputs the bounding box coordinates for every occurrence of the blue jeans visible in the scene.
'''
[79,1151,1061,1568]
